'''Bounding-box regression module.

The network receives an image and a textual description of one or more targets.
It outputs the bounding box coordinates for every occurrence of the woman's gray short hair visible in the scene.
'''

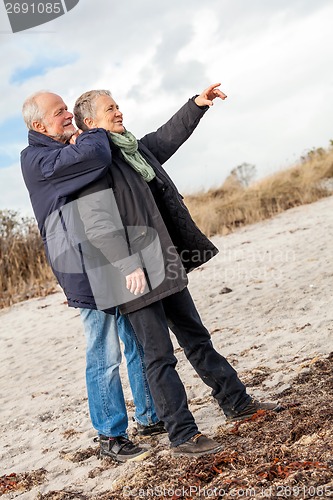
[22,90,49,130]
[74,90,112,131]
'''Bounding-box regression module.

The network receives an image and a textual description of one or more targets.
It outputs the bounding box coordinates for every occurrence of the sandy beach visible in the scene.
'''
[1,195,332,499]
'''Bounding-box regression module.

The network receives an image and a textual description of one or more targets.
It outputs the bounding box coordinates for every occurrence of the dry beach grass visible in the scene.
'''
[184,147,333,237]
[0,211,56,309]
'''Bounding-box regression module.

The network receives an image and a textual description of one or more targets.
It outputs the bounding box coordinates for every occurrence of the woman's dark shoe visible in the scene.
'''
[173,433,223,457]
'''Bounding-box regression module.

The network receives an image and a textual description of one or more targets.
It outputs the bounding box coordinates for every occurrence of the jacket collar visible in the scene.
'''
[28,130,66,148]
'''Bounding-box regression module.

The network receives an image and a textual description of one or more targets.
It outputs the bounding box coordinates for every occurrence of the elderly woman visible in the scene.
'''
[71,84,281,457]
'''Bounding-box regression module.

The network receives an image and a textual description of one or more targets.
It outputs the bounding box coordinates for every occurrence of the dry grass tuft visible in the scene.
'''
[0,210,56,309]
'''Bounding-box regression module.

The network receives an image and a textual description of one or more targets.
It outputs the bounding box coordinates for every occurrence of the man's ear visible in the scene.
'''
[32,120,47,133]
[83,117,96,129]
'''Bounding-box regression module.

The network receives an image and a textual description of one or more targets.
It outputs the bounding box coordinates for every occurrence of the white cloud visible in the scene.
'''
[0,163,33,216]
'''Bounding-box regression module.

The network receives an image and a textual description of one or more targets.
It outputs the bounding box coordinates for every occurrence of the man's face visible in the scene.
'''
[35,93,76,143]
[92,95,125,134]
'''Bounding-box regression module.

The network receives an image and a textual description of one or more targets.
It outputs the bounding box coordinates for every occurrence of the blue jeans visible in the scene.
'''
[80,308,158,437]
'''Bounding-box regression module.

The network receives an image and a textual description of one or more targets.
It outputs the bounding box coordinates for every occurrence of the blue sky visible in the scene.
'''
[0,0,332,216]
[10,53,78,85]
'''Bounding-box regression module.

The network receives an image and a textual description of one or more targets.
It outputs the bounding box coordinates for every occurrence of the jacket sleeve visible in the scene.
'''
[40,129,112,197]
[77,179,142,276]
[139,97,208,165]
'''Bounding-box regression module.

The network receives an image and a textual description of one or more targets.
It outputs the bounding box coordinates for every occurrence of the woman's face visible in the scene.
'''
[92,95,125,134]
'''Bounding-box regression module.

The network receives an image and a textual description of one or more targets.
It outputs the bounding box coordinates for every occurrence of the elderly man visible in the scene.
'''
[20,91,165,464]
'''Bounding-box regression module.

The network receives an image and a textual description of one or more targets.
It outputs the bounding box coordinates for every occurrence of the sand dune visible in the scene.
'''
[0,196,332,499]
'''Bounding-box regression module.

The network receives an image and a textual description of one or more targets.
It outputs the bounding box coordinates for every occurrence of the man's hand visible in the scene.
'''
[69,129,82,144]
[194,83,227,107]
[126,268,147,296]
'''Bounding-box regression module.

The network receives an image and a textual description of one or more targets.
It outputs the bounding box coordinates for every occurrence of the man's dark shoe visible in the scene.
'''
[226,398,285,422]
[173,433,223,457]
[97,435,150,462]
[134,420,167,437]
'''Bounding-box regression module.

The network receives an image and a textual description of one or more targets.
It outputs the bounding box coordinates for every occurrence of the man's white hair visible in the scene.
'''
[21,90,51,130]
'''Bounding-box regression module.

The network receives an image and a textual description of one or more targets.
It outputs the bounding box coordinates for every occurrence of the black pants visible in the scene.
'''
[128,287,250,446]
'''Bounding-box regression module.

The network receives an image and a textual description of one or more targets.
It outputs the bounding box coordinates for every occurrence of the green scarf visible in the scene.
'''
[109,130,156,182]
